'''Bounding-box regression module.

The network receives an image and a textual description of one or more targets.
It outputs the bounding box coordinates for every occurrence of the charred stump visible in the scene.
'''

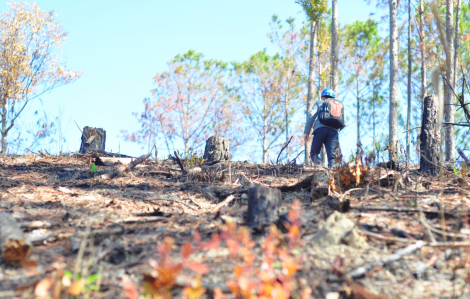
[420,95,441,176]
[0,213,32,262]
[203,136,231,163]
[79,126,106,154]
[245,184,281,230]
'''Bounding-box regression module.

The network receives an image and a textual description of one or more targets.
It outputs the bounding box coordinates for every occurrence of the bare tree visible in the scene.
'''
[444,0,455,162]
[0,2,81,152]
[330,0,339,91]
[406,0,412,165]
[453,0,461,87]
[305,21,318,165]
[389,0,398,162]
[419,0,427,103]
[297,0,327,165]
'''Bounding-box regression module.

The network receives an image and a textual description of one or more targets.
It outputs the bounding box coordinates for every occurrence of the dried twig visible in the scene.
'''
[211,195,235,213]
[173,151,186,174]
[346,241,424,279]
[276,136,293,165]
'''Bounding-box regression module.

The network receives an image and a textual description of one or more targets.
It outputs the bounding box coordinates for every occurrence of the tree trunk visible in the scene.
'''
[389,0,399,162]
[373,84,377,165]
[305,21,318,165]
[203,136,231,162]
[406,0,412,166]
[420,95,441,176]
[419,0,427,109]
[0,213,32,262]
[1,105,7,153]
[330,0,339,91]
[79,126,106,154]
[245,184,281,231]
[453,0,461,88]
[285,76,291,161]
[356,72,360,148]
[444,0,455,162]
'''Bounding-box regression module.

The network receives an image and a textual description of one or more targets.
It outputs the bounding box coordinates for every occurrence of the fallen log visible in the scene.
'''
[277,170,329,192]
[0,213,32,262]
[97,153,151,181]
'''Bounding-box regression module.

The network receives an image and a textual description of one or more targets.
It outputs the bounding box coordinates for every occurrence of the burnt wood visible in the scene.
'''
[79,126,106,154]
[245,184,281,230]
[420,95,441,175]
[0,213,32,262]
[203,136,231,162]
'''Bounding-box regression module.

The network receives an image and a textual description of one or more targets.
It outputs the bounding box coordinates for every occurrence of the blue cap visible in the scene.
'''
[321,88,335,98]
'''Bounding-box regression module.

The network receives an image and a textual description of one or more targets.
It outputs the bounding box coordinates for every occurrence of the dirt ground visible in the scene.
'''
[1,153,470,299]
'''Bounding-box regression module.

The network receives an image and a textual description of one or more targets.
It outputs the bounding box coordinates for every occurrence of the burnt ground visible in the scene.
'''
[0,154,470,298]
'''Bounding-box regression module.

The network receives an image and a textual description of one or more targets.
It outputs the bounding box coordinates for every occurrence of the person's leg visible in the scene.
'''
[310,128,326,165]
[324,129,339,167]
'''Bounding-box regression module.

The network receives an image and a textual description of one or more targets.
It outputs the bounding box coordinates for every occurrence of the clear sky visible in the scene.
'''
[1,0,378,160]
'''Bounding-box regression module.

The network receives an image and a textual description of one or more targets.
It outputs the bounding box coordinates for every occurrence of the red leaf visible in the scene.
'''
[185,261,209,275]
[181,243,192,259]
[122,275,139,299]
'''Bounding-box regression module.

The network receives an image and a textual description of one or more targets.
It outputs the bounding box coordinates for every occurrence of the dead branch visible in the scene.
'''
[350,204,462,218]
[27,226,124,245]
[117,216,170,224]
[276,136,293,164]
[211,195,235,213]
[457,148,469,166]
[347,241,424,279]
[173,151,186,174]
[97,153,151,181]
[277,175,312,192]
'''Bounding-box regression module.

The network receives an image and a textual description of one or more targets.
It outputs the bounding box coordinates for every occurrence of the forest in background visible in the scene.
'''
[119,0,470,166]
[0,0,469,165]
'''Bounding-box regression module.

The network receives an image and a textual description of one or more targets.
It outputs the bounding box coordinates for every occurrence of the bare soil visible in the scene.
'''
[0,154,469,298]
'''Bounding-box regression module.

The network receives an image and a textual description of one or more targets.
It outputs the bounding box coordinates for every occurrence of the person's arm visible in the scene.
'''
[304,101,321,135]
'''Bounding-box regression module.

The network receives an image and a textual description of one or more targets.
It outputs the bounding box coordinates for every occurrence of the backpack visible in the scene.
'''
[319,99,345,130]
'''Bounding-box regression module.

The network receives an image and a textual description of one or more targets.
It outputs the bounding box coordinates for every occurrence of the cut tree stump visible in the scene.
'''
[245,184,282,230]
[0,213,32,262]
[79,126,106,154]
[420,95,441,176]
[203,136,231,163]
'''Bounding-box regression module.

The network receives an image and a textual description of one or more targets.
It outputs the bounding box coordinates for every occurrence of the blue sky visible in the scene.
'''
[1,0,378,160]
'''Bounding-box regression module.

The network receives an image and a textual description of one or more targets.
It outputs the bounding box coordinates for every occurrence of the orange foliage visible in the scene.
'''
[130,200,309,299]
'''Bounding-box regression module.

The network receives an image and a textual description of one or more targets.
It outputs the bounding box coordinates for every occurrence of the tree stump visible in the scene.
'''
[245,184,282,230]
[420,95,441,176]
[79,126,106,154]
[0,213,32,262]
[203,136,231,162]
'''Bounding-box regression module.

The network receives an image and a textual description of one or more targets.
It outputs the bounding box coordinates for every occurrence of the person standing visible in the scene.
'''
[304,88,345,167]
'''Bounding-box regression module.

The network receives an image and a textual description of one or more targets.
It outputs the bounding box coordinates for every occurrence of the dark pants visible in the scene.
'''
[310,127,339,167]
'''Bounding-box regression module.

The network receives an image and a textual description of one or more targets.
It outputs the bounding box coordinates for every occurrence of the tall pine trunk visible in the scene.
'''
[453,0,461,87]
[389,0,399,162]
[406,0,412,165]
[444,0,455,162]
[356,71,360,149]
[330,0,339,91]
[419,0,427,108]
[1,105,6,153]
[305,21,317,165]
